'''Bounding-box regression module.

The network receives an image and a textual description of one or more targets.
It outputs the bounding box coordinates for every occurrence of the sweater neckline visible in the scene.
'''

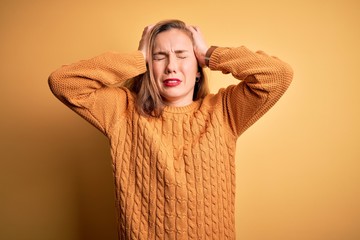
[163,100,201,114]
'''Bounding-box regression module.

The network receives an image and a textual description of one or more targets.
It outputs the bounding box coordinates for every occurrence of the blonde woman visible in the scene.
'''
[49,19,293,239]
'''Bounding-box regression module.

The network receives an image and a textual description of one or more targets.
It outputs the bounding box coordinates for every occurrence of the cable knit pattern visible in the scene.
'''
[49,47,293,239]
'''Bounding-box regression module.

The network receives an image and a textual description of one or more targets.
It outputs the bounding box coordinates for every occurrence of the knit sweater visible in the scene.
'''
[49,46,293,239]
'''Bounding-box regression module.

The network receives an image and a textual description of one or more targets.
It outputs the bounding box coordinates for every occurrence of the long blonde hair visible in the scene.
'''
[123,19,209,117]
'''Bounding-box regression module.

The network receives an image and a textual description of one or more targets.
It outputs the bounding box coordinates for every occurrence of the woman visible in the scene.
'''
[49,19,293,239]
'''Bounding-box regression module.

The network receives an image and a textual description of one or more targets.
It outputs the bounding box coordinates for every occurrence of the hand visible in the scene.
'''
[188,25,208,67]
[138,25,154,62]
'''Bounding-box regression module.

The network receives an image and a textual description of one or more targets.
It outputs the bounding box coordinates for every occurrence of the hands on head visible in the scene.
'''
[138,24,208,68]
[187,25,208,67]
[138,25,154,62]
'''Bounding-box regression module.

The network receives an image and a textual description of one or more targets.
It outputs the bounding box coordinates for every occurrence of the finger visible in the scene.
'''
[141,25,154,38]
[145,25,154,33]
[187,25,199,34]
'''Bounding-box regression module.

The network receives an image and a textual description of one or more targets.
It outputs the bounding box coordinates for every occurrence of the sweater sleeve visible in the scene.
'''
[48,51,147,135]
[208,46,293,137]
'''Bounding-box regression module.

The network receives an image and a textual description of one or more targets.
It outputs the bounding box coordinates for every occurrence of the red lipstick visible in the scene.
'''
[163,78,181,87]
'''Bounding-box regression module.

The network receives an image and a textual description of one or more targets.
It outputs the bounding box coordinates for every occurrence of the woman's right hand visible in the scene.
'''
[138,25,154,62]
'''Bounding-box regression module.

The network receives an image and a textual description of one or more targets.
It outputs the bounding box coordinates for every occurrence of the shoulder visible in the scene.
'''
[201,85,237,109]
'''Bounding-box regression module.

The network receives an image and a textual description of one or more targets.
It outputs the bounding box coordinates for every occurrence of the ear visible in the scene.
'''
[196,71,201,79]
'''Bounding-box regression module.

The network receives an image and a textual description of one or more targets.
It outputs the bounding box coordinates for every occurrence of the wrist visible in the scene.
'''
[139,50,146,61]
[205,46,217,67]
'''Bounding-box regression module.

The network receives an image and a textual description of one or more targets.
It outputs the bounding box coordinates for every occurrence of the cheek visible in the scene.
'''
[152,63,166,89]
[183,61,199,78]
[152,63,163,79]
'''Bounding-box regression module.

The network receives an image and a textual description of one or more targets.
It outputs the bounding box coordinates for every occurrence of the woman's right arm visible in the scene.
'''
[48,51,147,135]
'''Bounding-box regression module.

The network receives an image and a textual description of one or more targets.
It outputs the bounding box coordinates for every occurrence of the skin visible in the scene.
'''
[138,25,208,107]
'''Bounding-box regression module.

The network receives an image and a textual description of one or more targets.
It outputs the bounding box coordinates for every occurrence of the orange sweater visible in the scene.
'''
[49,46,293,239]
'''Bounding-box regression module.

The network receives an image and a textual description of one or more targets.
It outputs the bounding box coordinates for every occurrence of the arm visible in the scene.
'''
[188,25,293,136]
[209,46,293,136]
[48,51,147,135]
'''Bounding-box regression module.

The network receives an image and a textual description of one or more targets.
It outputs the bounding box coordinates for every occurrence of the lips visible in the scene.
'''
[163,78,182,87]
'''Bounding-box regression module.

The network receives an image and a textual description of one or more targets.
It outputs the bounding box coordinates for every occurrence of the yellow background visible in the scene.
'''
[1,0,359,239]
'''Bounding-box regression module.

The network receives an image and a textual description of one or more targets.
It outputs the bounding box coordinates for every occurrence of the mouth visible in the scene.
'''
[163,78,182,87]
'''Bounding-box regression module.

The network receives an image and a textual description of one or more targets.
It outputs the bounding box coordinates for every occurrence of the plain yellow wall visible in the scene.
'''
[1,0,359,239]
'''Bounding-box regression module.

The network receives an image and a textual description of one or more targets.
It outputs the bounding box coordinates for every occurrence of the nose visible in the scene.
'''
[165,55,177,74]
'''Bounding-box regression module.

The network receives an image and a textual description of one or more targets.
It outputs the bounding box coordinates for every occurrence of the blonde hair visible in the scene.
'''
[123,19,209,117]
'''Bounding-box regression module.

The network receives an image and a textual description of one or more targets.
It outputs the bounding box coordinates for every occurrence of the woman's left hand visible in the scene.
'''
[188,25,208,67]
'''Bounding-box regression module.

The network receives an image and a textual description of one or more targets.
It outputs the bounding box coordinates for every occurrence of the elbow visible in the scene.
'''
[274,61,294,92]
[283,62,294,85]
[48,71,56,89]
[48,68,66,100]
[48,71,59,95]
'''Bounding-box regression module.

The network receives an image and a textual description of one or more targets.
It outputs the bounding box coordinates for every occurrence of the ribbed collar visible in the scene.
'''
[163,99,202,114]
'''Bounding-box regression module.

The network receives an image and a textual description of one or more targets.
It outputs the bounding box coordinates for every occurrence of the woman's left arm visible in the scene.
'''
[188,26,293,136]
[208,46,293,136]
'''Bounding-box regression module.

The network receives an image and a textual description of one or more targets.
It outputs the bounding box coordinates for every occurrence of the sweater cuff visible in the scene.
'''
[205,46,218,67]
[207,46,225,70]
[134,50,147,73]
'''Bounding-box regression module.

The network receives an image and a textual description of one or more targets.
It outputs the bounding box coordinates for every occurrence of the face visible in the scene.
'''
[152,29,200,107]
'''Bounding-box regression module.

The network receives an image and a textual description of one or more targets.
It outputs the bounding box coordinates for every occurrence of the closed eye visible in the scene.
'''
[153,53,166,61]
[177,54,187,59]
[175,50,189,59]
[153,50,189,60]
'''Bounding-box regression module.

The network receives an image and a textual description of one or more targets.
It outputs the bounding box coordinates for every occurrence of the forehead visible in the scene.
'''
[153,29,193,51]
